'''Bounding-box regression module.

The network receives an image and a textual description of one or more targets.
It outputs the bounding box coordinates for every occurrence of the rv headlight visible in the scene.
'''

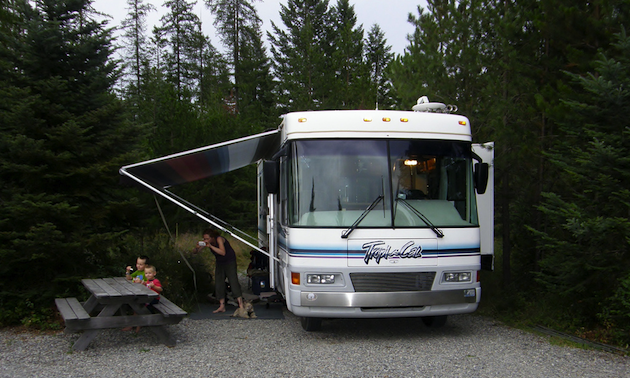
[306,274,335,284]
[444,273,457,282]
[443,272,472,283]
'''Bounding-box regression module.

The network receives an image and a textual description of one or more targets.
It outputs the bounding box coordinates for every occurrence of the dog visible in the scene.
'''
[231,300,257,319]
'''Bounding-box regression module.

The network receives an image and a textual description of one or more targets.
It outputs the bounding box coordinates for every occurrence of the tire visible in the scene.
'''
[301,317,322,331]
[421,315,447,328]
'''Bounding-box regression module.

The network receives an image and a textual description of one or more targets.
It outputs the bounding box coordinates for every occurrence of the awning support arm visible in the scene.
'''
[120,167,279,263]
[164,189,258,246]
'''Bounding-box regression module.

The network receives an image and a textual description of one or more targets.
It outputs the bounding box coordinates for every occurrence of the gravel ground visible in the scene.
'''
[0,311,628,378]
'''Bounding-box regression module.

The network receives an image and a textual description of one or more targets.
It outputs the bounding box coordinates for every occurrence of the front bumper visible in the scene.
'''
[289,287,480,318]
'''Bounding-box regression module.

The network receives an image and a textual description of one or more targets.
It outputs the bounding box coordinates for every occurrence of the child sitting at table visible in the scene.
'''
[123,265,162,333]
[143,265,162,307]
[125,255,150,282]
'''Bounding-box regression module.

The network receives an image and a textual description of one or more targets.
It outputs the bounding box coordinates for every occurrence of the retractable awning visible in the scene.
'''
[121,129,280,189]
[119,129,281,260]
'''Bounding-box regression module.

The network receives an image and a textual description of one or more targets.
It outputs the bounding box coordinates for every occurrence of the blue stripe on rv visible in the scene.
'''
[288,247,480,258]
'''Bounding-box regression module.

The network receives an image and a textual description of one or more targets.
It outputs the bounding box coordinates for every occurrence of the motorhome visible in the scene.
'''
[120,97,494,331]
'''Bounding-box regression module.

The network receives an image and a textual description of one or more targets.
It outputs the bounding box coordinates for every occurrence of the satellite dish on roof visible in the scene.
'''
[412,96,447,112]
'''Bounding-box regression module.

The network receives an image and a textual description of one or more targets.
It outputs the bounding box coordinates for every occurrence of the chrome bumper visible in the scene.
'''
[299,288,477,308]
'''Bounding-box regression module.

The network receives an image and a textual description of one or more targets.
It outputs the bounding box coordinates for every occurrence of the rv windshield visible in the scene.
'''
[288,139,478,229]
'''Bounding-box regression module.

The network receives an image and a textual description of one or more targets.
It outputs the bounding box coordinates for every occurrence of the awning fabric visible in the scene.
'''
[120,129,280,189]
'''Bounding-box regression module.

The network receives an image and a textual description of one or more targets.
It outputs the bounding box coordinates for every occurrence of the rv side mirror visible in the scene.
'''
[474,162,489,194]
[263,160,279,194]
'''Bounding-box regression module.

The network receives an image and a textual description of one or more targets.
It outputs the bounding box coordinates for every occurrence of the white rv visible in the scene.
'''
[120,98,494,331]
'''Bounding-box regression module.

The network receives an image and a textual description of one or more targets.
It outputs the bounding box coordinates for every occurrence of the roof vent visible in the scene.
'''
[412,96,458,113]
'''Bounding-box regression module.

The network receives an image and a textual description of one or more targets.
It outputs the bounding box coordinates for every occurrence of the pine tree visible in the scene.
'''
[389,0,490,112]
[237,27,278,129]
[197,35,232,107]
[365,24,394,109]
[0,0,19,32]
[147,0,218,155]
[486,0,630,290]
[120,0,156,99]
[328,0,369,109]
[205,0,258,111]
[0,0,146,324]
[204,0,276,128]
[269,0,334,112]
[156,0,205,100]
[535,29,630,327]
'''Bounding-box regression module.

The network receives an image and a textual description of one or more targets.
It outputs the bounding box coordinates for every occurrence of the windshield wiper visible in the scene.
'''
[396,198,444,238]
[341,195,383,239]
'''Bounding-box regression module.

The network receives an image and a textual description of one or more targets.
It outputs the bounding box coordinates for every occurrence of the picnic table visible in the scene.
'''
[55,277,187,351]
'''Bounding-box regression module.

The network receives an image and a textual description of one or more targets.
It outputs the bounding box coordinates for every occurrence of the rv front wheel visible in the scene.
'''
[421,315,447,328]
[301,317,322,331]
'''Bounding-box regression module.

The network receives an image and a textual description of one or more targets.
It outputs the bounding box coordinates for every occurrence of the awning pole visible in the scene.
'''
[154,195,201,312]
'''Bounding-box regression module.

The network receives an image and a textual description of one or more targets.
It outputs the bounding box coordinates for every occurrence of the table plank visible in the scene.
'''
[111,276,158,298]
[82,278,157,305]
[104,278,155,304]
[55,298,91,321]
[103,277,135,296]
[82,279,122,299]
[153,297,187,317]
[81,279,109,298]
[113,276,132,285]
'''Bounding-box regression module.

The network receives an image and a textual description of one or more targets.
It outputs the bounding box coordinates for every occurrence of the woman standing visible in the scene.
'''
[195,228,244,313]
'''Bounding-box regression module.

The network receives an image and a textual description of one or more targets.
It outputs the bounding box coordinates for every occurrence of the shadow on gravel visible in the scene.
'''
[189,302,284,320]
[311,315,474,340]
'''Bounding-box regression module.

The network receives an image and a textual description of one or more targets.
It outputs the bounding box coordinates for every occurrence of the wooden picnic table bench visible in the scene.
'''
[55,277,187,351]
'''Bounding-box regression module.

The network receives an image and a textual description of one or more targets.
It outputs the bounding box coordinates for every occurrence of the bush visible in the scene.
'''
[121,230,252,313]
[119,231,211,313]
[599,273,630,347]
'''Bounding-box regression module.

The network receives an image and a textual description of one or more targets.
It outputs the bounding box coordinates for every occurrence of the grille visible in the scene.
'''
[350,272,436,292]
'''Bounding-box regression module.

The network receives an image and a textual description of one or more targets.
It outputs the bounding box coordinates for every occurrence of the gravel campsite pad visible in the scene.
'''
[1,313,628,377]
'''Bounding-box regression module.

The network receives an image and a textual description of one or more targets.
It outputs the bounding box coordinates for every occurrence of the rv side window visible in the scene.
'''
[257,163,267,234]
[281,155,290,226]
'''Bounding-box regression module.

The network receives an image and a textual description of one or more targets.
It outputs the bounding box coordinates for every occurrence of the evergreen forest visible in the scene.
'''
[2,0,630,348]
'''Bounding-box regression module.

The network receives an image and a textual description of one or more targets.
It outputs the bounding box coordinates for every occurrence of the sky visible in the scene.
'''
[92,0,429,56]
